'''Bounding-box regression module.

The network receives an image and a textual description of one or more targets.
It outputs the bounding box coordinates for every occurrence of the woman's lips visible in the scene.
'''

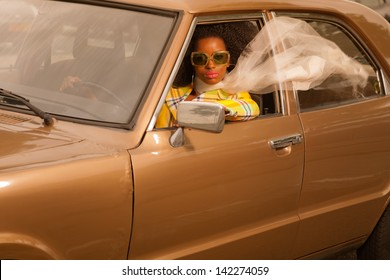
[204,72,218,79]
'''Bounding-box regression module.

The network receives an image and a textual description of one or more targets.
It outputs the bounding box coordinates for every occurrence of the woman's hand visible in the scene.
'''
[60,76,82,92]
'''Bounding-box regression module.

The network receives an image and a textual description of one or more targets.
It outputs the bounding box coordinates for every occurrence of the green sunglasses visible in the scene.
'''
[190,51,230,66]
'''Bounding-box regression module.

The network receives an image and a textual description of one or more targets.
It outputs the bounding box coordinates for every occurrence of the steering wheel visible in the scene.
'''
[65,81,127,109]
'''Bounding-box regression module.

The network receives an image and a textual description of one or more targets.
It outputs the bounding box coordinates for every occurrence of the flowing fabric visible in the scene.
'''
[221,17,369,94]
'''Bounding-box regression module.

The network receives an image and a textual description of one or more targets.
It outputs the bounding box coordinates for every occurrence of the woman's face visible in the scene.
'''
[193,37,229,85]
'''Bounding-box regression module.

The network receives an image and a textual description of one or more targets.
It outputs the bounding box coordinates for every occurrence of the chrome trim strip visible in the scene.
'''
[381,69,390,96]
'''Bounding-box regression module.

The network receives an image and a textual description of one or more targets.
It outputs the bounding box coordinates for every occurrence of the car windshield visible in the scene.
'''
[0,0,175,125]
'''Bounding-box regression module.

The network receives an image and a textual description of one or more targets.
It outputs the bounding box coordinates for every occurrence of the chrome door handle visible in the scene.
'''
[269,134,303,149]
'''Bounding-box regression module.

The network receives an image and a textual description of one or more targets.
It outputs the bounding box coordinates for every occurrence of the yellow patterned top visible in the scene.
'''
[156,85,260,128]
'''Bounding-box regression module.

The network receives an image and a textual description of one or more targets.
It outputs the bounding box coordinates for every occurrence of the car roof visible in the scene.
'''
[118,0,374,13]
[118,0,389,73]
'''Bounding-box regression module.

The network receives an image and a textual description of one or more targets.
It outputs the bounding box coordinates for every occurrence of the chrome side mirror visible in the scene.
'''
[177,101,225,132]
[169,101,225,147]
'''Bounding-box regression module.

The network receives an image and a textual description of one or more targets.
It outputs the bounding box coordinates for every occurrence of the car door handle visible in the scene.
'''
[269,134,303,149]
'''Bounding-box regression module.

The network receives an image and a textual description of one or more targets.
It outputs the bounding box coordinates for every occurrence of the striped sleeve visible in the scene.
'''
[207,91,260,121]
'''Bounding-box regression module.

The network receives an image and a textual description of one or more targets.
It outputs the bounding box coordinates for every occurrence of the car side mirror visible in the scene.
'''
[177,101,225,132]
[169,101,225,147]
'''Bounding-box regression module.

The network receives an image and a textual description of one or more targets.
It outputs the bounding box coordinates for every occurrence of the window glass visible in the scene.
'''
[295,19,381,111]
[51,23,140,64]
[0,0,176,125]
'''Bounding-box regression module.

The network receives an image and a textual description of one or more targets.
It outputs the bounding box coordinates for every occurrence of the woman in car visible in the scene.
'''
[155,22,260,128]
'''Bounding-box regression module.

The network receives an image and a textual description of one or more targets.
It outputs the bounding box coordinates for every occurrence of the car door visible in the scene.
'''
[275,13,390,258]
[127,15,305,260]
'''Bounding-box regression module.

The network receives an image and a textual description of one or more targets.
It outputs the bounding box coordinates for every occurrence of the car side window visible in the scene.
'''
[154,18,283,129]
[290,18,383,111]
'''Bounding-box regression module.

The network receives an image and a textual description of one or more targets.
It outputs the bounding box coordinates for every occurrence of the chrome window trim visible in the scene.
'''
[381,70,390,96]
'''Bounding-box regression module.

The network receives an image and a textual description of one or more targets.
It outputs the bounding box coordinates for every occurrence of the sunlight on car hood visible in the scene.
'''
[0,115,124,171]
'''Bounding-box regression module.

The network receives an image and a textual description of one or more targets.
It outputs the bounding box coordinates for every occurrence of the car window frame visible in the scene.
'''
[197,14,286,119]
[149,12,287,131]
[275,12,388,112]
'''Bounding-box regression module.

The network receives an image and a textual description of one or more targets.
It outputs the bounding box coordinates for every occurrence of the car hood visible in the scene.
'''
[0,113,122,171]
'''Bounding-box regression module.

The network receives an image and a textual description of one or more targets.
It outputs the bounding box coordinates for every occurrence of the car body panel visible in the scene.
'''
[0,0,389,259]
[0,116,134,259]
[129,114,304,259]
[294,96,390,257]
[0,152,133,259]
[350,0,390,21]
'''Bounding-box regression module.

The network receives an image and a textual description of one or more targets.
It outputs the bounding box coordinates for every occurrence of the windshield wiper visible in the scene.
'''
[0,88,54,126]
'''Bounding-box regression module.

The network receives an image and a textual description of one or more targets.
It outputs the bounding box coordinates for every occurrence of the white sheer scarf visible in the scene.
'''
[194,76,225,94]
[220,16,368,94]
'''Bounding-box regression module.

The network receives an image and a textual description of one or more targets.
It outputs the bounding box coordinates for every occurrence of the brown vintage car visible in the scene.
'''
[0,0,389,260]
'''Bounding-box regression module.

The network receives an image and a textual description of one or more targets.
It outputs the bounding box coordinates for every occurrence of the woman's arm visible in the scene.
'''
[212,91,260,121]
